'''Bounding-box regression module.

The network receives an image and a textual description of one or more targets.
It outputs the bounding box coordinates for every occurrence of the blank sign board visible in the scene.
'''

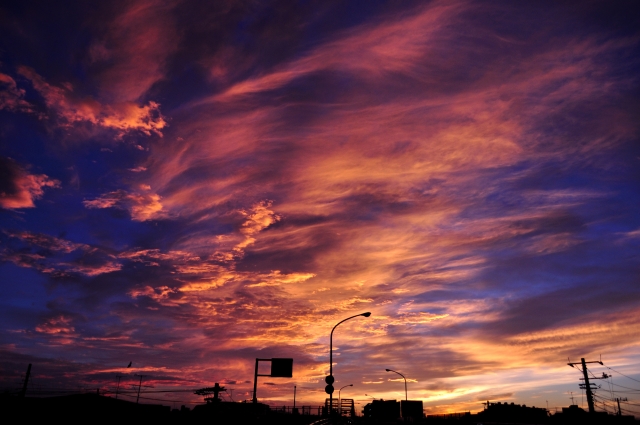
[270,358,293,377]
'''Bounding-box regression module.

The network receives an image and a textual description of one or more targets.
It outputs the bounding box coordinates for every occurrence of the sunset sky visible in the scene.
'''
[1,0,640,415]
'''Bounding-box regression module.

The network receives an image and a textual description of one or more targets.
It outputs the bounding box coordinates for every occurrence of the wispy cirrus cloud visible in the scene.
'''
[1,0,639,412]
[87,0,180,103]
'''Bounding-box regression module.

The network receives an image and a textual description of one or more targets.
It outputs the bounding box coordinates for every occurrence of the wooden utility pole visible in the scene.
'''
[581,358,595,414]
[115,375,122,400]
[616,397,627,416]
[135,375,147,404]
[19,364,31,397]
[567,357,602,414]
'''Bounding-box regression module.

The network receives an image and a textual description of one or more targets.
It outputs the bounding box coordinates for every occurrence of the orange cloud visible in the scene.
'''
[0,157,60,209]
[83,189,164,221]
[17,67,166,137]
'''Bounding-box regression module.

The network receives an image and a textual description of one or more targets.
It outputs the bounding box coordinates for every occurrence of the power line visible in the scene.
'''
[610,382,640,392]
[103,389,198,394]
[594,395,613,401]
[115,392,192,404]
[620,406,640,415]
[594,400,614,415]
[602,364,640,384]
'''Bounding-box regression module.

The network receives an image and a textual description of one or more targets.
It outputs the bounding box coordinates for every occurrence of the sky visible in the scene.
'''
[1,0,640,415]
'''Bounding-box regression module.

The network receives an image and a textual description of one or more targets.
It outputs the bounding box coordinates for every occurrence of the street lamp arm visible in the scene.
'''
[328,312,371,416]
[329,312,371,376]
[331,312,371,341]
[385,368,405,380]
[385,368,408,401]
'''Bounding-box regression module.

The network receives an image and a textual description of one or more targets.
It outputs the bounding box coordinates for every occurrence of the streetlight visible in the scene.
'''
[338,384,353,415]
[385,368,407,401]
[327,312,371,415]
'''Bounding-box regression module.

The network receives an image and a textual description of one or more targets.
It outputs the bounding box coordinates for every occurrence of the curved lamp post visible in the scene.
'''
[385,368,407,400]
[338,384,353,415]
[328,312,371,415]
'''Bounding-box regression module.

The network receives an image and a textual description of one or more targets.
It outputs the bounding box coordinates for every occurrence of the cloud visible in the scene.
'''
[235,201,281,252]
[1,231,121,277]
[87,0,180,103]
[245,270,316,288]
[1,0,640,411]
[0,73,35,113]
[128,285,186,307]
[83,189,164,221]
[16,67,167,137]
[0,157,60,209]
[35,314,76,335]
[201,2,461,102]
[4,230,87,253]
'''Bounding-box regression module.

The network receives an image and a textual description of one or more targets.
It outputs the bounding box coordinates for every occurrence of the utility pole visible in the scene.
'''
[567,357,602,414]
[135,375,147,404]
[19,364,32,398]
[616,398,627,416]
[115,375,122,400]
[581,358,595,414]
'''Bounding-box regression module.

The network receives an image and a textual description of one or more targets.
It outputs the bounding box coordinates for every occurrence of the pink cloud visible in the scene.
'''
[83,189,164,221]
[4,231,87,253]
[35,315,76,335]
[2,1,638,409]
[203,2,460,102]
[88,0,179,103]
[0,73,35,113]
[1,231,121,277]
[0,157,60,209]
[17,67,166,137]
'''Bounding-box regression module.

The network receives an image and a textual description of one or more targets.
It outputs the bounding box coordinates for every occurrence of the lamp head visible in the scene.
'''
[385,369,391,372]
[349,384,353,387]
[361,312,372,317]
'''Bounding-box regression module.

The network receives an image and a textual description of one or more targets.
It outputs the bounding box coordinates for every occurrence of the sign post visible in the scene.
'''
[253,358,293,404]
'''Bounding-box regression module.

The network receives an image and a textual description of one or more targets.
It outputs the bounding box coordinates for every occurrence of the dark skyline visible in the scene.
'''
[1,0,639,414]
